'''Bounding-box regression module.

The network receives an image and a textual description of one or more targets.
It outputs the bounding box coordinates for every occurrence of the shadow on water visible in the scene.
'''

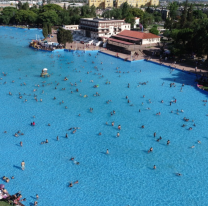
[161,71,208,97]
[30,196,36,200]
[13,165,22,170]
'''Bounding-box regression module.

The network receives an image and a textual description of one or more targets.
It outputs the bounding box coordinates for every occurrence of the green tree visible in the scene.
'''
[149,26,159,35]
[90,5,96,17]
[193,10,206,19]
[42,4,63,13]
[42,22,48,38]
[142,12,154,26]
[168,2,178,20]
[121,2,129,18]
[125,14,135,28]
[48,23,52,34]
[22,2,29,10]
[187,4,193,22]
[0,7,17,24]
[129,8,144,19]
[15,10,37,25]
[17,1,22,10]
[180,0,188,28]
[153,11,162,22]
[57,27,73,48]
[39,10,58,25]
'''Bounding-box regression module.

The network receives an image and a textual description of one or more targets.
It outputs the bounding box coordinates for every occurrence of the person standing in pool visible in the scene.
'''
[21,161,25,170]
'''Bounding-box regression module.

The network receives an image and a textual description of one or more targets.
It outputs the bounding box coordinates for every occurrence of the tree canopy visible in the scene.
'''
[57,27,73,47]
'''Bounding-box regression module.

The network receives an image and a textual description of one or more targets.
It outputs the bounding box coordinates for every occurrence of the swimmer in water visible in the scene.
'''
[148,147,153,153]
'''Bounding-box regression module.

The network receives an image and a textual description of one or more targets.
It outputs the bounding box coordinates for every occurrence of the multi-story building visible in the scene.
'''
[88,0,159,9]
[88,0,113,9]
[116,0,159,8]
[79,17,131,39]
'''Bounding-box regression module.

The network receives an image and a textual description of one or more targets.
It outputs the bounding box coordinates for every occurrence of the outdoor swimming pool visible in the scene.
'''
[0,27,208,206]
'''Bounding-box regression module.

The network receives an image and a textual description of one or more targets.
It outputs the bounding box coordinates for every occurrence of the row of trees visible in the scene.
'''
[0,3,96,26]
[164,0,208,58]
[102,3,163,29]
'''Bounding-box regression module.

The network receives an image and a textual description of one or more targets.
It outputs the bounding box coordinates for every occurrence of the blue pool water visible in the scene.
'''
[1,26,208,206]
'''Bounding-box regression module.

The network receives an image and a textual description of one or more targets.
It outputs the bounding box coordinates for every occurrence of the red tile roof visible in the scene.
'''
[115,35,140,41]
[117,30,160,39]
[107,38,133,45]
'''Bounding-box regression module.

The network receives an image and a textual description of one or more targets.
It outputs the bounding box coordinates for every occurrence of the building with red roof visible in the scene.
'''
[106,30,160,54]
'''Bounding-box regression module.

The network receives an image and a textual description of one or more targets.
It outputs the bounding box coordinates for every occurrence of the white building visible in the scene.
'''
[134,17,140,28]
[79,17,131,40]
[63,25,79,30]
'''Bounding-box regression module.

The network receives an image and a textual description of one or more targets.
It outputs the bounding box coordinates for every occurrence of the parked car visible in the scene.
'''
[80,41,84,44]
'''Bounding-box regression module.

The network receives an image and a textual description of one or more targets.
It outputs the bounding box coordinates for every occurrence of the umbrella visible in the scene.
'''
[0,184,5,189]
